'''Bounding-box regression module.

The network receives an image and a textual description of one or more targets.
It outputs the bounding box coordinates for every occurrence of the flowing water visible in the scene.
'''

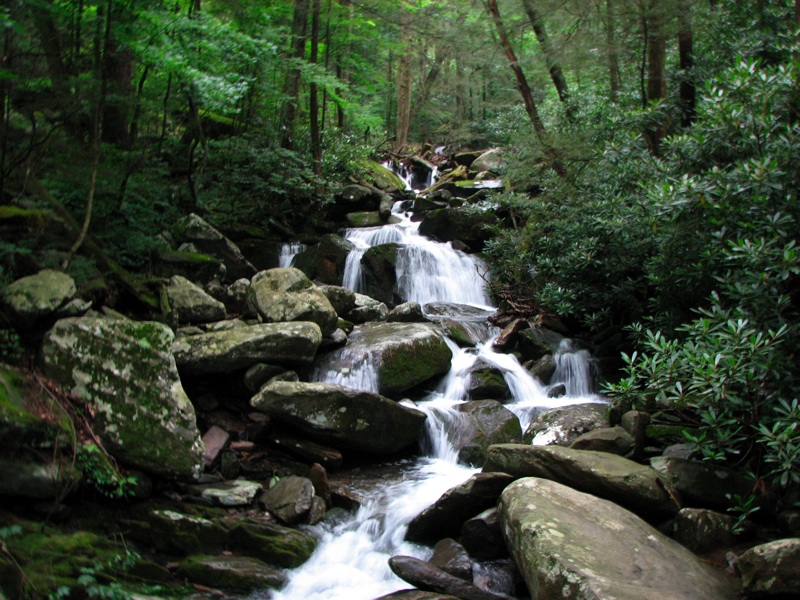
[263,197,605,600]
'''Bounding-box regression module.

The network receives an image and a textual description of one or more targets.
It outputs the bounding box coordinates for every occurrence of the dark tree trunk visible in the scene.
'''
[520,0,574,120]
[677,1,695,128]
[281,0,310,150]
[605,0,621,102]
[645,0,667,155]
[395,23,412,152]
[310,0,322,177]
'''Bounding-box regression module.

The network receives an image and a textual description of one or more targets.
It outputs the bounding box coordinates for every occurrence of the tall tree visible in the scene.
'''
[677,0,695,127]
[281,0,310,150]
[644,0,667,155]
[605,0,621,102]
[310,0,322,176]
[394,16,412,152]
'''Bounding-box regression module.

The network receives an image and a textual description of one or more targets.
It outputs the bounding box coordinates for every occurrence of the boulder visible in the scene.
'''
[524,403,609,446]
[455,401,522,466]
[259,475,314,525]
[2,269,77,329]
[527,355,556,385]
[471,149,505,175]
[346,211,385,227]
[176,554,286,591]
[265,432,343,469]
[649,456,754,512]
[293,234,355,285]
[41,317,205,480]
[491,318,529,352]
[173,213,256,281]
[466,366,511,401]
[499,477,738,600]
[358,160,407,191]
[418,208,498,252]
[735,537,800,597]
[202,425,230,467]
[361,243,401,307]
[483,444,680,521]
[374,591,458,600]
[345,293,389,323]
[0,450,81,499]
[405,472,515,543]
[673,508,737,554]
[569,425,634,455]
[154,249,224,284]
[247,268,338,336]
[389,556,508,600]
[165,275,226,324]
[440,318,483,347]
[430,538,473,581]
[330,184,383,219]
[461,508,507,561]
[387,301,426,323]
[186,479,263,507]
[319,284,357,316]
[0,366,69,448]
[515,327,565,362]
[251,380,426,454]
[172,321,322,374]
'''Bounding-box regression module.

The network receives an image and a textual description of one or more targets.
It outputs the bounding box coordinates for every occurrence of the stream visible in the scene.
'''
[260,200,605,600]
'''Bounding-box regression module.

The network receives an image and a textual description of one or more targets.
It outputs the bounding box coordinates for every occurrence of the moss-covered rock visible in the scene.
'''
[456,400,522,467]
[293,235,355,285]
[357,160,407,191]
[417,207,498,252]
[2,269,77,330]
[176,554,286,591]
[41,317,205,480]
[154,249,224,283]
[361,243,401,307]
[0,366,70,448]
[346,211,384,227]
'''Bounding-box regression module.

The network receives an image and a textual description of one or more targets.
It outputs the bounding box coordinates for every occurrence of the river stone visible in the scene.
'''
[0,450,82,499]
[374,591,458,600]
[2,269,77,329]
[524,403,609,445]
[483,444,680,521]
[673,508,736,554]
[649,456,753,512]
[389,556,509,600]
[173,213,256,281]
[471,149,505,174]
[345,292,389,323]
[361,243,401,307]
[527,354,556,384]
[247,268,338,336]
[418,207,498,252]
[319,284,357,316]
[499,477,738,600]
[165,275,226,324]
[387,301,426,323]
[343,322,453,396]
[430,538,473,581]
[466,366,511,401]
[515,327,565,362]
[455,401,522,466]
[251,380,426,454]
[172,321,322,374]
[461,508,507,561]
[40,317,205,480]
[188,479,263,507]
[569,425,634,455]
[259,475,314,525]
[735,537,800,596]
[294,234,356,285]
[176,554,286,591]
[405,472,515,543]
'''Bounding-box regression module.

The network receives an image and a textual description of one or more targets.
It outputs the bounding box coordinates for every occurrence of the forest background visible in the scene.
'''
[0,0,798,514]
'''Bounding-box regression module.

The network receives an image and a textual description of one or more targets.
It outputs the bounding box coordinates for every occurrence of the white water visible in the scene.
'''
[266,177,605,600]
[278,242,308,268]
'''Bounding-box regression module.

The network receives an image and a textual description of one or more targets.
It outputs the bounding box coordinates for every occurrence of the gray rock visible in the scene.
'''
[418,208,498,252]
[736,537,800,597]
[525,402,609,446]
[406,472,515,543]
[526,354,556,384]
[471,149,505,174]
[251,380,426,454]
[188,479,263,507]
[387,301,426,323]
[260,475,314,524]
[455,401,522,467]
[650,456,752,512]
[346,292,389,323]
[0,450,81,499]
[389,556,508,600]
[569,425,634,455]
[243,363,286,393]
[483,444,681,521]
[516,326,565,362]
[318,284,357,316]
[500,477,738,600]
[0,366,68,448]
[173,213,256,281]
[673,508,737,554]
[166,275,226,324]
[430,538,473,581]
[293,234,356,285]
[247,268,338,336]
[41,317,205,480]
[461,508,506,561]
[202,425,230,467]
[176,554,286,591]
[467,365,511,402]
[172,321,322,374]
[2,269,76,329]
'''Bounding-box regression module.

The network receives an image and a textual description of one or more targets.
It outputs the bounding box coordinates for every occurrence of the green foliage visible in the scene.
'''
[76,443,137,499]
[49,551,140,600]
[0,328,23,364]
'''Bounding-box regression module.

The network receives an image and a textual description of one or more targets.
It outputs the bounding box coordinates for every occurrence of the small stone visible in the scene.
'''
[202,425,231,468]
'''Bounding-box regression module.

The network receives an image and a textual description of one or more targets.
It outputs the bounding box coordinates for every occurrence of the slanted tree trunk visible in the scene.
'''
[485,0,565,176]
[605,0,621,102]
[677,1,695,128]
[281,0,310,150]
[520,0,574,121]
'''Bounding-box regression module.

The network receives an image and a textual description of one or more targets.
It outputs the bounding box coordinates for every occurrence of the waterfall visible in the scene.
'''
[278,242,307,268]
[552,339,596,397]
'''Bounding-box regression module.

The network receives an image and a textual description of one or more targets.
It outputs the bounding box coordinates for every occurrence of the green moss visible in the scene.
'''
[356,160,406,190]
[379,334,452,396]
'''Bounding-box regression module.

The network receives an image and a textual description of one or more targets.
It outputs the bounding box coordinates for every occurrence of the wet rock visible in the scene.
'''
[173,213,256,281]
[247,268,338,336]
[569,425,634,456]
[515,327,564,362]
[155,249,225,284]
[318,284,357,316]
[546,382,566,398]
[176,554,286,591]
[461,508,507,561]
[165,275,226,325]
[650,456,752,512]
[455,401,522,466]
[373,590,458,600]
[2,269,76,329]
[294,234,355,286]
[424,303,494,320]
[471,149,505,174]
[243,363,286,393]
[389,556,509,600]
[361,243,401,307]
[226,520,316,568]
[172,321,322,374]
[524,402,609,446]
[491,318,529,353]
[265,432,343,469]
[251,380,426,454]
[673,508,737,554]
[187,479,263,507]
[387,301,426,323]
[430,538,473,581]
[259,475,314,525]
[0,450,81,499]
[202,425,230,468]
[308,462,332,507]
[736,537,800,597]
[330,184,383,219]
[500,477,738,600]
[346,293,389,323]
[440,318,484,347]
[41,317,205,480]
[347,211,385,227]
[466,365,511,402]
[418,207,498,252]
[483,444,681,521]
[406,472,515,543]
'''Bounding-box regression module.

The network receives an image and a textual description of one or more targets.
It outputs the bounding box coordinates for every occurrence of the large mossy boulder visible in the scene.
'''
[735,538,800,597]
[361,243,401,307]
[0,366,68,448]
[165,275,226,325]
[524,402,609,445]
[2,269,77,330]
[176,554,286,592]
[40,317,205,480]
[293,234,355,285]
[483,444,680,521]
[499,477,738,600]
[455,401,522,466]
[251,380,426,454]
[246,268,338,336]
[173,213,256,281]
[418,208,498,252]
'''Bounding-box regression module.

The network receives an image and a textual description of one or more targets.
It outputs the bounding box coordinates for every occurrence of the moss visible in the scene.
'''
[227,522,316,568]
[356,160,406,190]
[646,424,693,444]
[378,333,452,396]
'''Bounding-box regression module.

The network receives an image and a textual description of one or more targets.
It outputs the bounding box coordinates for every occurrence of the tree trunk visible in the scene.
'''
[677,1,695,128]
[645,0,667,155]
[520,0,574,120]
[310,0,322,177]
[281,0,310,150]
[408,46,448,129]
[394,23,412,152]
[605,0,621,103]
[485,0,564,176]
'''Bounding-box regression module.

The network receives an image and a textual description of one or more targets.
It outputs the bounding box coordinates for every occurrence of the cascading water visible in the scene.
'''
[264,168,606,600]
[278,242,308,268]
